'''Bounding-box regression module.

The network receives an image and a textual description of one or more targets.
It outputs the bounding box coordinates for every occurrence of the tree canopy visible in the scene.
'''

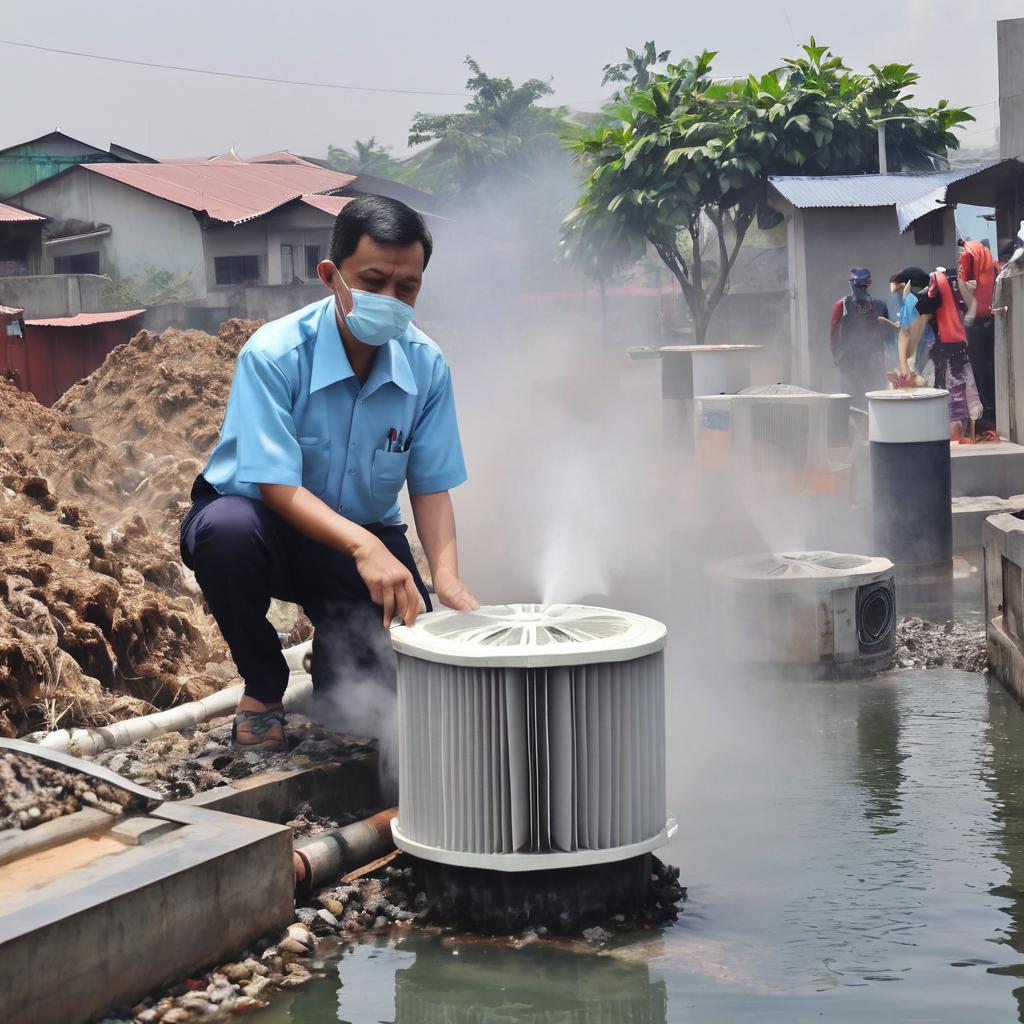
[562,40,974,344]
[326,138,403,178]
[406,57,568,197]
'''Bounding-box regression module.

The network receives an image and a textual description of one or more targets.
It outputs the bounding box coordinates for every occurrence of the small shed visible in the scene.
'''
[9,308,144,405]
[769,160,1024,393]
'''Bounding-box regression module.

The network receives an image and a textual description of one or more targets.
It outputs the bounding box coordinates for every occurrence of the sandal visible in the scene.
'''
[231,708,287,752]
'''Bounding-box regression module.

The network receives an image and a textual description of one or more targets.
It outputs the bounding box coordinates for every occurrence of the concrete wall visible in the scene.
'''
[0,274,117,317]
[996,258,1024,442]
[999,19,1024,160]
[784,204,956,393]
[13,169,206,299]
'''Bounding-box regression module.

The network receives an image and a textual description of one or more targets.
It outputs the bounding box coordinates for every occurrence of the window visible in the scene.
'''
[53,251,100,274]
[913,210,944,247]
[305,245,321,280]
[214,255,259,285]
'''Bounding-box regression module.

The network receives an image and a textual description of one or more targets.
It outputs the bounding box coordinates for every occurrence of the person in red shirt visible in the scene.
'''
[958,238,997,431]
[909,268,985,441]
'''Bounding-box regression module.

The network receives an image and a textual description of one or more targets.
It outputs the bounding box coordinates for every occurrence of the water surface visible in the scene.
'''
[255,669,1024,1022]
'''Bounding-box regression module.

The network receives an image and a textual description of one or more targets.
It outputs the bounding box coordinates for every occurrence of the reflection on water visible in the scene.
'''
[255,670,1024,1023]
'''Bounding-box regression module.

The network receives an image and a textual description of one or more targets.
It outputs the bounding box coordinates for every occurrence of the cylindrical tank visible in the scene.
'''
[868,388,952,574]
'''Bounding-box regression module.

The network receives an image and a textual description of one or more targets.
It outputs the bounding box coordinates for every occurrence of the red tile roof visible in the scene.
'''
[299,194,355,217]
[81,162,356,225]
[24,309,145,328]
[0,201,45,223]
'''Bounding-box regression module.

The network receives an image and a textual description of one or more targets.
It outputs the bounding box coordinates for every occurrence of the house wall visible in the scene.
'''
[0,136,111,199]
[785,204,957,394]
[0,223,44,275]
[12,170,207,299]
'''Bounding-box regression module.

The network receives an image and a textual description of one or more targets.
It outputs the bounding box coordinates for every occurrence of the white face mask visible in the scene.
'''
[331,271,415,347]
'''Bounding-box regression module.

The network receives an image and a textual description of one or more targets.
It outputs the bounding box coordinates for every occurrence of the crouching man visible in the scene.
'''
[180,196,478,751]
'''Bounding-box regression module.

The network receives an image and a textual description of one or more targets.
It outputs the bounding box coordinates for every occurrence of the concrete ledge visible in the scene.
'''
[951,440,1024,498]
[0,804,293,1024]
[989,616,1024,704]
[183,752,379,824]
[953,496,1024,550]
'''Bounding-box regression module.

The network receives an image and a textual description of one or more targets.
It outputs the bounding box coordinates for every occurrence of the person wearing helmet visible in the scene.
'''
[829,268,888,405]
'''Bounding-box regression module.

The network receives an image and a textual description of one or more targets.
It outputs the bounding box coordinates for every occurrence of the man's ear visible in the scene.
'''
[316,260,337,288]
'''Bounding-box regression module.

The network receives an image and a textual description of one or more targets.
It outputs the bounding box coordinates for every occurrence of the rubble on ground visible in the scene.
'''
[87,713,374,806]
[892,616,987,673]
[0,751,148,830]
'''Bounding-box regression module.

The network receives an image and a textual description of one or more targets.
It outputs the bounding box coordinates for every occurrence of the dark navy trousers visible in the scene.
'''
[179,476,430,704]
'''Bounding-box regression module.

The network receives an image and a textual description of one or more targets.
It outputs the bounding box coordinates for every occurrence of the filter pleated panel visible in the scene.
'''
[397,653,665,854]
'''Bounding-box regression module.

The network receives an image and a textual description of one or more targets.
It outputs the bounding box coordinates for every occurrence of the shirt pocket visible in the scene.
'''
[370,448,410,502]
[298,437,330,496]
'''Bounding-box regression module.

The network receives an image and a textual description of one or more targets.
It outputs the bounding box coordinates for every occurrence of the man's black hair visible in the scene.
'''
[892,266,930,290]
[328,194,433,269]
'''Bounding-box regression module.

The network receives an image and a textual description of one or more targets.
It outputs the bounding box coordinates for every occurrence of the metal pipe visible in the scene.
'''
[293,808,397,894]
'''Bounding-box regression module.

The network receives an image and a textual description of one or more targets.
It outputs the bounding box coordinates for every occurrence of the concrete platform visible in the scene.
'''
[983,512,1024,702]
[951,439,1024,498]
[953,495,1024,550]
[0,802,293,1024]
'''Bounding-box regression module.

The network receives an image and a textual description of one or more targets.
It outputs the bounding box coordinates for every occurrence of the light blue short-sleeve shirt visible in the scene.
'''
[202,297,467,526]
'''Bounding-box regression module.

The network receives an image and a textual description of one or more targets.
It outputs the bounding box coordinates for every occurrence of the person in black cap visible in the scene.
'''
[829,268,888,405]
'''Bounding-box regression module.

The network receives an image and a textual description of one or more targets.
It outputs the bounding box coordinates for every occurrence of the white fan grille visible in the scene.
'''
[396,653,665,856]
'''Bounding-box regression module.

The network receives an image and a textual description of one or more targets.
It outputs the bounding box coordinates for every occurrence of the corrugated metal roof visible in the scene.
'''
[80,162,356,225]
[24,309,145,328]
[769,162,1002,232]
[300,194,355,217]
[0,201,45,223]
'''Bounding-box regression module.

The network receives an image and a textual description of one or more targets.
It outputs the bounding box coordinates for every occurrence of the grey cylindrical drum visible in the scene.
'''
[868,389,952,567]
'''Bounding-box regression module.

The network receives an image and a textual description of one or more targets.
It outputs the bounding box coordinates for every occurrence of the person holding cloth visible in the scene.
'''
[180,196,478,751]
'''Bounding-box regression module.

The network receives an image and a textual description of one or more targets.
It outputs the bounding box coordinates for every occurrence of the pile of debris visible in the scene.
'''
[892,617,987,673]
[0,750,149,830]
[88,713,374,806]
[0,320,269,738]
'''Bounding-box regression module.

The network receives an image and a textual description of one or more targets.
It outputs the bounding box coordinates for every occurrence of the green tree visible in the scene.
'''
[407,57,568,196]
[563,40,973,345]
[326,137,402,178]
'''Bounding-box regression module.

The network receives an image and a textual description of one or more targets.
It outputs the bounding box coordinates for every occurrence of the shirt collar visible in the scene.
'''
[310,298,419,397]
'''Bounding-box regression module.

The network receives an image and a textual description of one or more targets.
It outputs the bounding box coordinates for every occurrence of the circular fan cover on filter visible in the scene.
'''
[390,603,667,667]
[710,551,892,581]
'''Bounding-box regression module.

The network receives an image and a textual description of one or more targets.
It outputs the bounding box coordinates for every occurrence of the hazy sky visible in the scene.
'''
[2,0,1016,161]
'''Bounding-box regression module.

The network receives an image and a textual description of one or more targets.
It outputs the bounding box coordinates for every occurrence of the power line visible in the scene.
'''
[0,37,469,98]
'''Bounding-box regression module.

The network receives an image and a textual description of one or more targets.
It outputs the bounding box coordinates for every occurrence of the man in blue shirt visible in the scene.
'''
[180,196,477,750]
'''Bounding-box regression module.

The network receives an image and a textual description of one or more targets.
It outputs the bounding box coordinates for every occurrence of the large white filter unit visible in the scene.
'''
[390,604,671,871]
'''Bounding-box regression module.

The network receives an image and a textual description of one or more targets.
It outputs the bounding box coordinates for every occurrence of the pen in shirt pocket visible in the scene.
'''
[402,434,413,452]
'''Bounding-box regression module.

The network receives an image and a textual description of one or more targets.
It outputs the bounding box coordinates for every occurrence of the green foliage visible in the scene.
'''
[104,264,196,307]
[326,138,404,179]
[407,57,569,196]
[563,39,974,343]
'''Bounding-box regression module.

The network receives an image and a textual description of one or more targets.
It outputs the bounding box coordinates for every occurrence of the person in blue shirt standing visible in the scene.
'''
[180,196,477,751]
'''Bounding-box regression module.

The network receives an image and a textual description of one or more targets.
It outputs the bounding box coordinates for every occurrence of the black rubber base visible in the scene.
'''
[414,854,684,935]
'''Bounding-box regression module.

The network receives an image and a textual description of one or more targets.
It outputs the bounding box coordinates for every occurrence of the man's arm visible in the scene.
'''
[259,483,423,628]
[410,490,479,611]
[903,313,931,374]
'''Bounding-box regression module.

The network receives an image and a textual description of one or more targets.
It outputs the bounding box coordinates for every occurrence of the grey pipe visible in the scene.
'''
[293,808,397,894]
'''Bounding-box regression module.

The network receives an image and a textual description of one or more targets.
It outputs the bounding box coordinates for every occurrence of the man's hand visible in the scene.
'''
[353,536,425,627]
[432,568,480,611]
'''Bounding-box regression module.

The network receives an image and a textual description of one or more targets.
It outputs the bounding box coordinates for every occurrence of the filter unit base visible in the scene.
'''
[391,815,677,872]
[410,853,662,935]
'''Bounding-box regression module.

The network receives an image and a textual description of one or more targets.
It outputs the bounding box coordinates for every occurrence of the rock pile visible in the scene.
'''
[0,750,148,829]
[893,617,987,673]
[88,713,374,807]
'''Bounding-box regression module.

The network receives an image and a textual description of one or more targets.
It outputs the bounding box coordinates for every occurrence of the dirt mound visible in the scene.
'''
[0,443,229,737]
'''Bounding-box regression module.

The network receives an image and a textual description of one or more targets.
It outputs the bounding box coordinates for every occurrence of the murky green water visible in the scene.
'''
[255,669,1024,1022]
